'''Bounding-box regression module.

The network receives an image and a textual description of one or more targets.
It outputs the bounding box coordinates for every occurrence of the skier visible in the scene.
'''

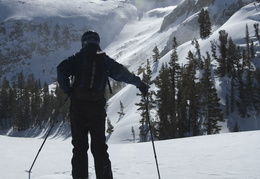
[57,30,148,179]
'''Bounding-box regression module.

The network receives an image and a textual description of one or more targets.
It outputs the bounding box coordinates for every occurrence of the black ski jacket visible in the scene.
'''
[57,43,143,97]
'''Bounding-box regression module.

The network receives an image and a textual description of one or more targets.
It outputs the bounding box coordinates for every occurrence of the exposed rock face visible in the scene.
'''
[159,0,255,56]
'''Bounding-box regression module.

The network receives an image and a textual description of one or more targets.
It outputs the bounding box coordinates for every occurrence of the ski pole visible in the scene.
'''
[26,95,69,179]
[143,94,161,179]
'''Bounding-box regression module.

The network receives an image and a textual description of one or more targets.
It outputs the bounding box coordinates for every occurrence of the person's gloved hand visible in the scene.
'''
[138,82,149,97]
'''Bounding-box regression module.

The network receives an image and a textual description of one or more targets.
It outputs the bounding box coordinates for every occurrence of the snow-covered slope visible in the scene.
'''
[0,0,259,142]
[0,0,254,84]
[1,130,260,179]
[159,0,255,55]
[0,0,181,84]
[104,5,176,72]
[106,2,260,144]
[0,0,137,83]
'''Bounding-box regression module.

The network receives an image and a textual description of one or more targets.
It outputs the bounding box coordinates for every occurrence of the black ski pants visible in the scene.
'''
[70,98,113,179]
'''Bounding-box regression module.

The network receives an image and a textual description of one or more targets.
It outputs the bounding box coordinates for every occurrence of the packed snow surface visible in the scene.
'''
[1,130,260,179]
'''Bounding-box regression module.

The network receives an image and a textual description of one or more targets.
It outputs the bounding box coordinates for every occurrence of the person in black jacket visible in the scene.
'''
[57,31,148,179]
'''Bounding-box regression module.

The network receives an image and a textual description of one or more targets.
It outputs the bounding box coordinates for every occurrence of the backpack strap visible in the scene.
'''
[90,60,96,89]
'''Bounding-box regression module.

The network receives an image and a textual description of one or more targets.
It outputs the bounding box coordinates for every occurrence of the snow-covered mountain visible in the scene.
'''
[0,0,255,83]
[160,0,256,55]
[0,0,260,142]
[0,0,137,83]
[1,1,260,178]
[106,1,260,144]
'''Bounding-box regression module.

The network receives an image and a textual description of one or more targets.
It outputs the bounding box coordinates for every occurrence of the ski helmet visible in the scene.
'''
[81,30,100,47]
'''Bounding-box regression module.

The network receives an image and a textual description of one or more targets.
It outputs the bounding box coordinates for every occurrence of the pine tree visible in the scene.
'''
[26,73,35,90]
[225,94,230,116]
[236,65,248,118]
[189,83,200,136]
[245,24,251,61]
[199,52,224,134]
[25,74,40,126]
[137,65,145,75]
[152,46,160,63]
[204,9,212,37]
[230,77,236,113]
[106,118,114,136]
[0,74,70,131]
[250,41,255,60]
[198,9,206,38]
[131,126,136,143]
[17,71,25,100]
[11,72,28,131]
[185,51,200,136]
[237,24,256,115]
[8,87,17,127]
[136,60,155,142]
[186,51,196,67]
[168,37,180,138]
[13,87,31,131]
[154,64,174,139]
[198,9,212,38]
[226,37,237,77]
[228,38,243,78]
[217,30,228,77]
[254,23,260,40]
[22,89,30,130]
[0,80,9,129]
[194,38,203,69]
[176,66,190,137]
[41,82,52,123]
[254,69,260,113]
[245,68,255,112]
[117,100,125,122]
